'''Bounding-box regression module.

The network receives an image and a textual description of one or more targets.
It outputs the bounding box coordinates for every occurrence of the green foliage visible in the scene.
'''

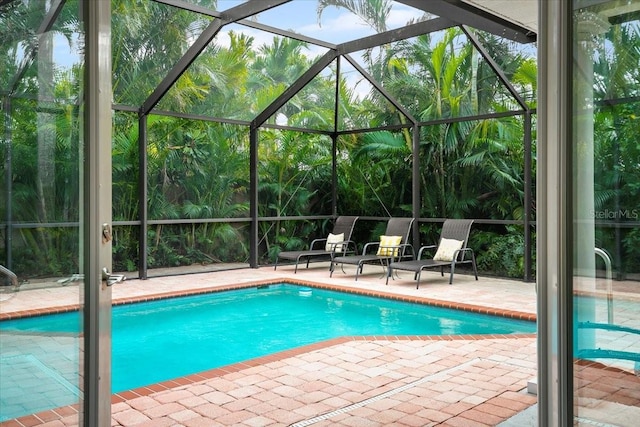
[622,228,640,276]
[473,226,535,279]
[595,226,640,279]
[264,218,334,264]
[7,1,640,282]
[113,226,139,273]
[11,228,80,279]
[337,131,413,218]
[590,22,640,278]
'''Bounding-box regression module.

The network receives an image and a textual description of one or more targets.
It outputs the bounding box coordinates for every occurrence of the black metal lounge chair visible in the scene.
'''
[386,219,478,288]
[274,216,359,273]
[330,217,414,281]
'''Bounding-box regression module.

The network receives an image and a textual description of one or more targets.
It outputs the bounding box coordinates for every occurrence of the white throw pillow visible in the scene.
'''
[376,235,403,256]
[433,238,464,262]
[325,233,345,253]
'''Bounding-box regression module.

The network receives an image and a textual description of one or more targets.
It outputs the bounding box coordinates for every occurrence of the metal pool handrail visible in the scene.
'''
[0,264,19,290]
[594,247,613,324]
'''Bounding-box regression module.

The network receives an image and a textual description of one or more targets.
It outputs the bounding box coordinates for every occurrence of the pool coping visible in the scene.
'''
[0,278,538,425]
[0,277,537,322]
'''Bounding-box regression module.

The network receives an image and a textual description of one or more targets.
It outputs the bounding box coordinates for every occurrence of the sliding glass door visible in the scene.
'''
[572,1,640,425]
[539,1,640,425]
[1,1,113,425]
[1,0,85,423]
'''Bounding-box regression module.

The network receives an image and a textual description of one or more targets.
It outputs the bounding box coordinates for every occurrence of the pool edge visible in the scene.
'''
[0,278,537,323]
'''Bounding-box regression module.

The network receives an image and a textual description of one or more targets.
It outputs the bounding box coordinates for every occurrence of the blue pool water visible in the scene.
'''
[0,284,535,419]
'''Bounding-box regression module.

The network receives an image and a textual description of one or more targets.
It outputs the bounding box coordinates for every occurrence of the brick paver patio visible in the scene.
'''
[4,262,635,426]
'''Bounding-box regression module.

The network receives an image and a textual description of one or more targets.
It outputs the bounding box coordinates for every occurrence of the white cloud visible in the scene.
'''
[386,4,427,27]
[212,3,414,102]
[297,11,372,40]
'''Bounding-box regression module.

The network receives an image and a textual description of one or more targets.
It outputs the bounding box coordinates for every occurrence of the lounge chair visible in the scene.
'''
[330,217,414,281]
[386,219,478,288]
[274,216,359,273]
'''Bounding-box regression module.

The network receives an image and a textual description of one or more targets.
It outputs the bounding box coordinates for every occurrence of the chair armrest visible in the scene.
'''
[454,247,474,261]
[417,244,437,259]
[362,241,380,255]
[339,240,358,254]
[310,238,328,250]
[397,243,415,260]
[329,240,356,254]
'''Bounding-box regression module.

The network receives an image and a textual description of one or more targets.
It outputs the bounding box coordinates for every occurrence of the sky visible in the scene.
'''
[214,1,428,100]
[44,0,531,103]
[51,1,423,74]
[215,1,427,51]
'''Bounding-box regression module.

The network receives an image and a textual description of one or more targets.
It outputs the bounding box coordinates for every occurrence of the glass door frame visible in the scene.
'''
[82,1,113,425]
[539,1,640,425]
[538,0,574,425]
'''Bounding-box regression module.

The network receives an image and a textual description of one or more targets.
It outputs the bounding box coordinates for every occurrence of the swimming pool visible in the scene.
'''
[0,283,535,420]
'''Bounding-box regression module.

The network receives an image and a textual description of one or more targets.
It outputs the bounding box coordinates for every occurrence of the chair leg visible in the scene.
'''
[330,261,335,277]
[355,262,362,281]
[416,270,422,289]
[274,257,279,271]
[440,266,444,277]
[472,254,478,280]
[449,261,455,284]
[294,256,302,273]
[385,266,392,285]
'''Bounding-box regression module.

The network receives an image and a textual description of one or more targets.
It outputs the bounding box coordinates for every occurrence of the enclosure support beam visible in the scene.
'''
[331,133,338,218]
[524,111,533,282]
[461,25,529,111]
[141,0,290,115]
[412,125,421,250]
[252,51,338,128]
[140,20,224,115]
[249,128,259,268]
[3,96,12,268]
[338,17,455,54]
[7,0,65,94]
[138,114,148,279]
[331,57,341,218]
[343,55,417,125]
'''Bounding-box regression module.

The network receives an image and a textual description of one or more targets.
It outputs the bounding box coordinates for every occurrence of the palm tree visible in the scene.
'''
[111,0,213,107]
[317,0,391,33]
[1,0,84,275]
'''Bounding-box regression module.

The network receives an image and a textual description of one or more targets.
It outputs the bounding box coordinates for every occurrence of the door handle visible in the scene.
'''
[102,267,126,286]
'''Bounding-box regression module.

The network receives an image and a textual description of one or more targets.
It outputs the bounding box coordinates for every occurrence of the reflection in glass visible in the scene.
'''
[0,0,84,423]
[572,1,640,425]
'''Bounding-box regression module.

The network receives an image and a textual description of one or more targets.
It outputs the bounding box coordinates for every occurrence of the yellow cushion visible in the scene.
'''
[433,238,464,261]
[325,233,345,253]
[376,235,402,256]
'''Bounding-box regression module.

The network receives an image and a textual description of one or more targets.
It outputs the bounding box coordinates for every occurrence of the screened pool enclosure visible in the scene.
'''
[3,1,640,426]
[1,0,540,282]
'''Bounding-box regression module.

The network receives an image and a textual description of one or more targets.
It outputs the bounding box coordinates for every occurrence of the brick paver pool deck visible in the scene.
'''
[3,262,634,426]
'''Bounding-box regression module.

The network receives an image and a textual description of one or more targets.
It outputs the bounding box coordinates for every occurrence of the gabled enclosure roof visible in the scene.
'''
[2,0,539,110]
[135,0,539,123]
[165,0,538,46]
